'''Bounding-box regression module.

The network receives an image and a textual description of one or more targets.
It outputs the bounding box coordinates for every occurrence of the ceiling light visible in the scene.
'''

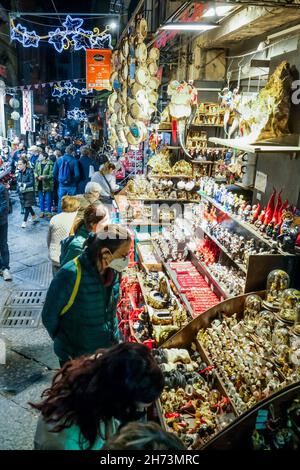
[203,6,234,18]
[160,22,218,31]
[109,21,117,30]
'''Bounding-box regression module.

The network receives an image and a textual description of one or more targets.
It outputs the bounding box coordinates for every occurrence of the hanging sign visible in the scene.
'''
[86,49,112,91]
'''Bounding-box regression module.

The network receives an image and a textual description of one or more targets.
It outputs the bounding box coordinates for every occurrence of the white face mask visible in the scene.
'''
[108,256,129,272]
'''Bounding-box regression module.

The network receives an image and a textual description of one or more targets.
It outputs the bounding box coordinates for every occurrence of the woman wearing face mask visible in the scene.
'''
[42,224,132,366]
[60,204,108,267]
[31,343,164,450]
[91,162,120,204]
[17,156,38,228]
[34,152,54,218]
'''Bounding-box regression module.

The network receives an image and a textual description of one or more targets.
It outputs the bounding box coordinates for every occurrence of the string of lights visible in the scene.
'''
[52,81,93,98]
[10,14,113,51]
[67,107,88,121]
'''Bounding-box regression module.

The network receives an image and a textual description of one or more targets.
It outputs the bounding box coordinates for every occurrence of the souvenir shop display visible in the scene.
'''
[193,102,225,127]
[156,272,300,449]
[121,174,200,203]
[117,268,190,346]
[199,177,300,254]
[107,17,161,150]
[154,347,236,448]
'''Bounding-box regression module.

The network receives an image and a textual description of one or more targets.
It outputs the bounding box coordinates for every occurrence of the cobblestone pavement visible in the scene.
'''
[0,194,59,450]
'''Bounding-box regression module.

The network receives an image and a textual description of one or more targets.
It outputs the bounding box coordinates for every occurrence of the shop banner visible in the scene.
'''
[22,89,33,132]
[86,49,112,91]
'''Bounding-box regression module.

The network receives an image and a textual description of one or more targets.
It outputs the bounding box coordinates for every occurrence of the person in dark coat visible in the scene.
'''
[53,145,80,213]
[0,181,12,281]
[12,142,26,173]
[77,146,98,194]
[17,156,38,228]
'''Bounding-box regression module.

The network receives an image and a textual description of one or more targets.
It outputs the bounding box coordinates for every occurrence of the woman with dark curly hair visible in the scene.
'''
[103,421,186,450]
[31,343,164,450]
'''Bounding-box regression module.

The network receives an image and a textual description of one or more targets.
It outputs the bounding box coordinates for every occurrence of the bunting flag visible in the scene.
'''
[5,78,88,93]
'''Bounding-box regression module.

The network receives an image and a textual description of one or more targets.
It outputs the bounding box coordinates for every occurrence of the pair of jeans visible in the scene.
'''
[38,191,52,213]
[0,223,9,270]
[57,186,77,213]
[24,207,35,222]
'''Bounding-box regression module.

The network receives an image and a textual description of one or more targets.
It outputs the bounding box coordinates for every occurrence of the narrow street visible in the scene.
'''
[0,194,58,450]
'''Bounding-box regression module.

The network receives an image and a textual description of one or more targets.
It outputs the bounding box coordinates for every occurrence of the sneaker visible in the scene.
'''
[32,215,39,224]
[40,212,45,218]
[21,221,27,228]
[2,269,12,281]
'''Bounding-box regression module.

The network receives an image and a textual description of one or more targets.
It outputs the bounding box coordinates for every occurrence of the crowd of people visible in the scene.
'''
[0,136,120,281]
[0,134,183,451]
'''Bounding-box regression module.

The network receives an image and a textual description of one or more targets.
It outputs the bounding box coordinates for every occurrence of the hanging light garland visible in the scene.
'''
[52,81,93,98]
[10,15,112,52]
[67,108,88,121]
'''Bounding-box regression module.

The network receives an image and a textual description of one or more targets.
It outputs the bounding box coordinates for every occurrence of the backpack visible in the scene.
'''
[60,235,75,266]
[0,185,8,216]
[58,159,72,185]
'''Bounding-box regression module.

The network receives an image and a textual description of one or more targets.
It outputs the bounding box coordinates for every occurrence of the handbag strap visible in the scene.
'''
[60,257,82,316]
[103,173,113,197]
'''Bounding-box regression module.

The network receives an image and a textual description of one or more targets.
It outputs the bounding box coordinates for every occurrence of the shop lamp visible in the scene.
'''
[203,6,234,17]
[160,22,218,31]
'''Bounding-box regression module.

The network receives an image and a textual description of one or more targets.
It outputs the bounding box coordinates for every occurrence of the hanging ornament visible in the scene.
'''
[10,15,113,52]
[9,98,20,108]
[11,111,20,120]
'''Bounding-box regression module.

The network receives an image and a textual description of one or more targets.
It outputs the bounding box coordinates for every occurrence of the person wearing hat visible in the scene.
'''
[35,152,54,218]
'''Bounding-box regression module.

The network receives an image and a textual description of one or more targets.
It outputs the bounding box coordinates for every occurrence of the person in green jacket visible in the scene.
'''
[60,203,108,266]
[34,152,54,218]
[31,343,164,450]
[42,224,132,365]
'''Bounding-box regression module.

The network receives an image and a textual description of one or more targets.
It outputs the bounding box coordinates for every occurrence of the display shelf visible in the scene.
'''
[148,174,195,179]
[198,224,248,274]
[152,241,195,319]
[233,182,254,191]
[156,292,300,449]
[190,124,224,128]
[209,137,300,154]
[191,160,215,165]
[189,251,231,301]
[198,191,287,255]
[126,197,200,203]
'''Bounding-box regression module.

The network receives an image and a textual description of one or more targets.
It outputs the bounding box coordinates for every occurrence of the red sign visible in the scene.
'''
[86,49,112,90]
[155,2,206,49]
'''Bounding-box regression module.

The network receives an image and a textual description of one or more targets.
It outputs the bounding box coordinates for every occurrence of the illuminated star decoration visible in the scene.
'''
[10,16,113,52]
[11,22,40,48]
[92,33,112,49]
[48,28,68,53]
[73,29,93,51]
[52,82,93,98]
[62,15,83,32]
[67,108,88,121]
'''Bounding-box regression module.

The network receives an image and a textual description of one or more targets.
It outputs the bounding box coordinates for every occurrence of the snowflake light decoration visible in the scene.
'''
[67,108,88,121]
[10,15,113,52]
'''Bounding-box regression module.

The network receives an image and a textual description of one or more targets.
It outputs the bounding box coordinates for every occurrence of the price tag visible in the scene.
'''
[204,276,209,284]
[221,296,224,302]
[210,284,214,293]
